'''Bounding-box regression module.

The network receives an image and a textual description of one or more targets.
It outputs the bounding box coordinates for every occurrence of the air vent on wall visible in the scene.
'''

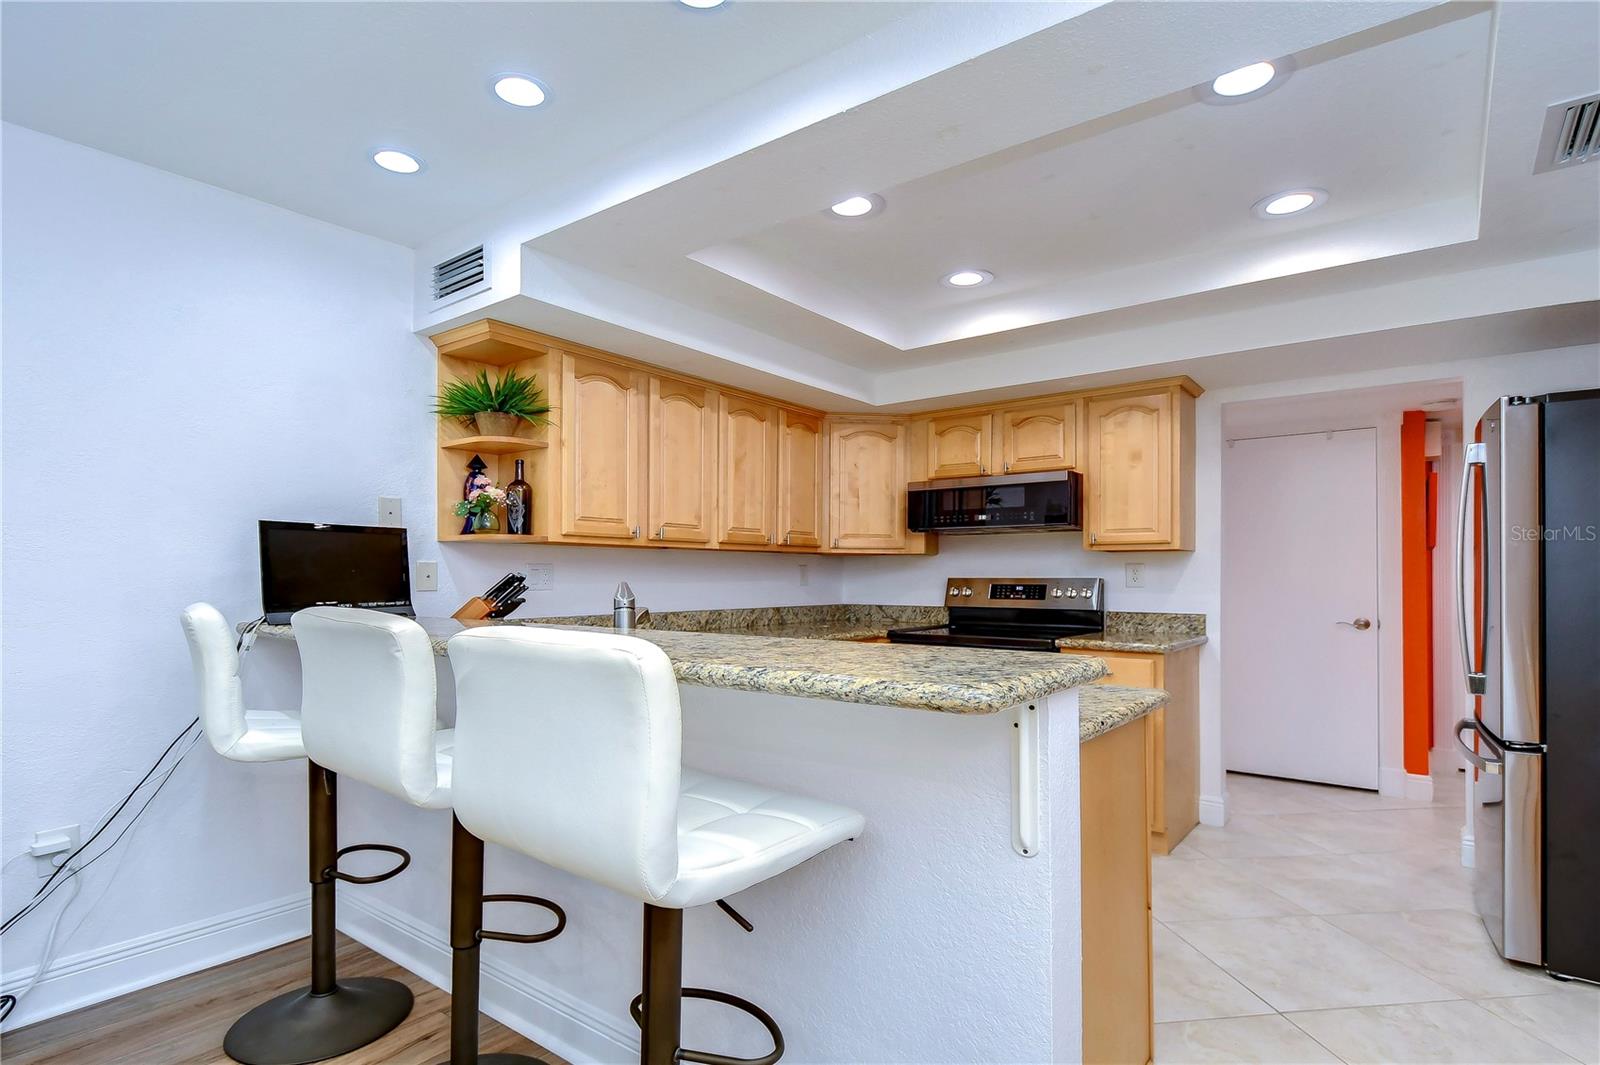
[1534,94,1600,174]
[432,245,488,304]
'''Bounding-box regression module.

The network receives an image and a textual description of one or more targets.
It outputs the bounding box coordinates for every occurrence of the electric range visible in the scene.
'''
[886,576,1105,652]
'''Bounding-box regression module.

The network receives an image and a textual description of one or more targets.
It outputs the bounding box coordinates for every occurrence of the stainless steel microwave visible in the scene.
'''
[907,470,1083,533]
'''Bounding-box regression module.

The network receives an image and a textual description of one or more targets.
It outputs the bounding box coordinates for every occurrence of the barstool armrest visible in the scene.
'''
[323,843,410,885]
[477,894,566,944]
[629,988,785,1065]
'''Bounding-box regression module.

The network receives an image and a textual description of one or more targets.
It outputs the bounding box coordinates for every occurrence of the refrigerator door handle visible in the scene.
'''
[1455,442,1488,695]
[1455,717,1503,775]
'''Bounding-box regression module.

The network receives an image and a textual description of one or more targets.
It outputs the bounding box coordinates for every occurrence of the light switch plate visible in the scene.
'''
[378,497,403,526]
[523,563,554,591]
[415,561,439,592]
[1124,562,1146,588]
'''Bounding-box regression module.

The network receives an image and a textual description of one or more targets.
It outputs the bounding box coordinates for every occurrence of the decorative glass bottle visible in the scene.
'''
[506,459,533,536]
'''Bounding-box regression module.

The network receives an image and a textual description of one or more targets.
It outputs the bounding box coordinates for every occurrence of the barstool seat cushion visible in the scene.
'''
[235,709,308,762]
[659,770,865,910]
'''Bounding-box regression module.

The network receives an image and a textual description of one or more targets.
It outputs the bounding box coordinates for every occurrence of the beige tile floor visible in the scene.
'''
[1155,771,1600,1064]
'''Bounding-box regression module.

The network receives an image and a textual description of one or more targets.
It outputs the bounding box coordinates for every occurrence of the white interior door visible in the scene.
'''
[1223,429,1380,788]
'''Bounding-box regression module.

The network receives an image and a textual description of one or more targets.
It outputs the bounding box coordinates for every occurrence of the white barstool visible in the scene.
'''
[293,608,563,1065]
[180,603,412,1064]
[446,626,865,1065]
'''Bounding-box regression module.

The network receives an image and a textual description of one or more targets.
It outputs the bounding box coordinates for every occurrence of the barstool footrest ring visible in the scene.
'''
[478,894,567,944]
[323,843,410,884]
[628,988,784,1065]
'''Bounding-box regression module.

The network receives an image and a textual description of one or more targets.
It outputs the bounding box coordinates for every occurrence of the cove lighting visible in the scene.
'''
[1253,188,1327,218]
[493,75,547,108]
[828,195,882,218]
[1212,62,1276,97]
[942,269,993,289]
[372,149,422,174]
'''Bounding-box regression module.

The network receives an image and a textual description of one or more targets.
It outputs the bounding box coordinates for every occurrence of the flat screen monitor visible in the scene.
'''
[258,520,413,625]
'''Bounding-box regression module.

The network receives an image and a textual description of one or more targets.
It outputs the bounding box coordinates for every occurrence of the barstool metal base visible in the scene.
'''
[223,977,413,1065]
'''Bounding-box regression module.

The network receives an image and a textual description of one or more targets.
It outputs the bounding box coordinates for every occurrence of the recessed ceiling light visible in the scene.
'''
[1196,56,1294,105]
[492,74,547,108]
[827,194,883,218]
[679,0,727,8]
[1253,188,1327,218]
[1212,62,1276,97]
[372,149,422,174]
[942,269,993,288]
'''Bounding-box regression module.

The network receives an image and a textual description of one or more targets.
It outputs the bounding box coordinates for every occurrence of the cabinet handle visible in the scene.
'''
[1089,532,1098,545]
[1004,462,1011,473]
[833,537,840,548]
[656,525,665,540]
[980,465,987,474]
[784,533,791,546]
[765,533,772,544]
[631,526,640,539]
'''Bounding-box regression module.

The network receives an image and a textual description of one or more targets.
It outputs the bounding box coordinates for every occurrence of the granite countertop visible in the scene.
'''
[254,618,1108,715]
[1078,684,1170,742]
[1055,611,1208,654]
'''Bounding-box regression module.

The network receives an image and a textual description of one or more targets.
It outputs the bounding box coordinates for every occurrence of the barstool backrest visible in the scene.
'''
[293,607,443,807]
[447,626,682,904]
[180,602,250,758]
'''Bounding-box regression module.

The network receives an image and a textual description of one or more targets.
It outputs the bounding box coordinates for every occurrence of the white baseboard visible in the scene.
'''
[339,892,637,1065]
[0,893,307,1032]
[1403,772,1434,803]
[1198,792,1227,827]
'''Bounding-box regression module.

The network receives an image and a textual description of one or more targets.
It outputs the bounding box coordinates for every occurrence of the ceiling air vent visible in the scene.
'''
[1534,94,1600,174]
[431,245,488,304]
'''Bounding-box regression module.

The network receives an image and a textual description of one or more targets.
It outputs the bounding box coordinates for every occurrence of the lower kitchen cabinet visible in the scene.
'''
[1063,646,1200,855]
[1081,713,1153,1065]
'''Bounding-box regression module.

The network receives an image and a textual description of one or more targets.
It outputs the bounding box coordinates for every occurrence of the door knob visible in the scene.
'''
[1337,618,1373,631]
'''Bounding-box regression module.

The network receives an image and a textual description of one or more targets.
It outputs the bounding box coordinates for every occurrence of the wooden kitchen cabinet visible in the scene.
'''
[777,409,824,548]
[1083,382,1197,550]
[926,412,992,479]
[649,376,718,546]
[559,352,648,542]
[825,416,932,553]
[998,399,1077,474]
[718,394,779,547]
[1080,713,1153,1065]
[1062,646,1200,855]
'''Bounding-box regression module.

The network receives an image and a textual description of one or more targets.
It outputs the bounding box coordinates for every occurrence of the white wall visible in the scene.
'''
[0,123,841,1029]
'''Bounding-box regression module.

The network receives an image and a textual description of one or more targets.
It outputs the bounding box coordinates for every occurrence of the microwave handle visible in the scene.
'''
[1455,442,1488,696]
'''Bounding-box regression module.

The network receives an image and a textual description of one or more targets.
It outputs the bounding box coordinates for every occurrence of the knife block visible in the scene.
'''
[451,597,495,621]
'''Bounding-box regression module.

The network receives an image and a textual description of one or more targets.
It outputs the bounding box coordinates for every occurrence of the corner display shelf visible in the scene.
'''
[434,320,557,544]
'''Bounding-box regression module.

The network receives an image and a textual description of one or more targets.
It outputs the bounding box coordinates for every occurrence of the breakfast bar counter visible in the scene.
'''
[245,617,1158,1064]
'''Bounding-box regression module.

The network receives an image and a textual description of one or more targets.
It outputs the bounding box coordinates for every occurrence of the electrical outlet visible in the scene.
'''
[1125,562,1146,589]
[524,563,554,591]
[31,825,79,879]
[378,497,403,527]
[415,561,439,592]
[797,563,810,587]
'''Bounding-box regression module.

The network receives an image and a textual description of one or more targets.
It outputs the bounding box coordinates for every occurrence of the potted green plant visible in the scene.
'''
[434,367,552,437]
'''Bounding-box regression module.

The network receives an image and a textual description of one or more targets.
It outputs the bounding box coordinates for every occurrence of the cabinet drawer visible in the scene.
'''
[1062,649,1160,689]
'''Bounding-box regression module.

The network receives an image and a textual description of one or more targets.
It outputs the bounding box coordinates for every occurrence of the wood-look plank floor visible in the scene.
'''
[1,934,569,1065]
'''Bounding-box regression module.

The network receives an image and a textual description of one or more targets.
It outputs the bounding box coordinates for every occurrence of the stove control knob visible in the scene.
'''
[1052,588,1064,598]
[948,586,960,597]
[961,588,974,597]
[1065,588,1079,598]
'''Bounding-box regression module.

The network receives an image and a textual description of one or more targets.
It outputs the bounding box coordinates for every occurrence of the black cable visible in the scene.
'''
[0,616,266,938]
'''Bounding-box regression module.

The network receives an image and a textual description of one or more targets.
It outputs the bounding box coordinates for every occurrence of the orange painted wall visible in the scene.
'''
[1400,411,1431,776]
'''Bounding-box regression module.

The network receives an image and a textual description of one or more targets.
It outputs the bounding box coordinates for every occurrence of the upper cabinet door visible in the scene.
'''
[649,376,718,545]
[828,418,908,551]
[1085,387,1177,548]
[560,353,646,541]
[999,400,1077,474]
[719,394,779,546]
[777,409,823,549]
[927,412,993,479]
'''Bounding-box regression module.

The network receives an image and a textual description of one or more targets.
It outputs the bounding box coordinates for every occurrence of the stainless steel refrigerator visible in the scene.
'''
[1455,388,1599,983]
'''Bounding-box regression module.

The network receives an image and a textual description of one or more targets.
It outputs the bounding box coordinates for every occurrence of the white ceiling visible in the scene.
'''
[3,1,1596,408]
[0,1,933,246]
